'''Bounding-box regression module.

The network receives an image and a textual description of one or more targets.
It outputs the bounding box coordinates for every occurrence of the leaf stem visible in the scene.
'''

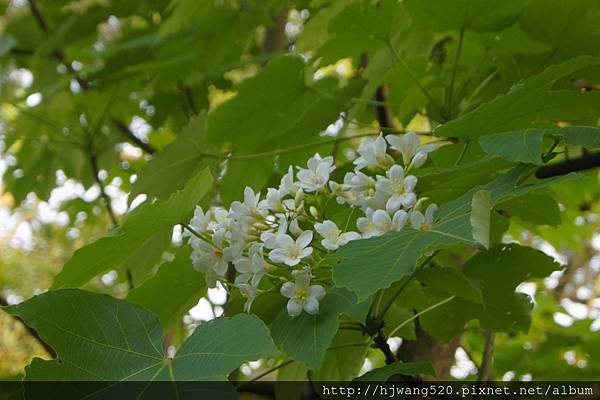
[454,140,470,166]
[388,295,455,337]
[235,359,294,389]
[447,28,465,119]
[378,251,438,319]
[387,40,446,122]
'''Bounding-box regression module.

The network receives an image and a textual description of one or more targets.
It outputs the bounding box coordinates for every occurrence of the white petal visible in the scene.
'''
[385,135,402,149]
[388,165,405,181]
[269,249,289,264]
[287,299,303,317]
[400,192,417,208]
[425,204,438,222]
[309,284,326,300]
[404,175,418,192]
[322,239,338,251]
[280,282,296,298]
[299,247,313,259]
[340,231,361,244]
[410,211,425,229]
[297,230,313,248]
[372,209,391,227]
[386,196,403,213]
[410,151,428,169]
[403,132,420,154]
[303,297,320,314]
[392,210,408,230]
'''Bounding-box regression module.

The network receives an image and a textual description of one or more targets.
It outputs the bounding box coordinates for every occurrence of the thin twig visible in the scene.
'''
[235,360,294,389]
[378,251,438,319]
[90,154,118,226]
[388,295,455,337]
[111,118,156,154]
[387,40,446,122]
[478,331,495,382]
[447,28,465,119]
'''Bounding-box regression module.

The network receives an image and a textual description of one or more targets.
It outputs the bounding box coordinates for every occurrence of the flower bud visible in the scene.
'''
[309,206,319,219]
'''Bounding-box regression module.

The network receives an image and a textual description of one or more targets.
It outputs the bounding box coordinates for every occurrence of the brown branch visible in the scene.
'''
[0,295,57,358]
[373,331,396,365]
[477,331,495,382]
[535,152,600,179]
[90,154,118,226]
[28,0,48,32]
[111,118,156,154]
[374,85,395,132]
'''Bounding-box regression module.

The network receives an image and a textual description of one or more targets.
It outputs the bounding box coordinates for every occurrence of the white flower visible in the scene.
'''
[189,206,212,233]
[279,166,297,196]
[353,135,394,171]
[190,230,230,287]
[375,165,417,213]
[234,243,266,287]
[386,132,437,169]
[410,204,438,230]
[230,187,267,222]
[260,188,285,213]
[314,220,360,250]
[296,154,335,192]
[357,208,408,238]
[280,270,326,316]
[238,283,258,313]
[268,231,314,266]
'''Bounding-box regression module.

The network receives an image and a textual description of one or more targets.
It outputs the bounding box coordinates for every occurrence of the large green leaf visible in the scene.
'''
[270,288,370,369]
[479,129,545,164]
[405,0,527,32]
[4,289,277,396]
[480,126,600,164]
[127,246,205,330]
[463,244,562,332]
[435,56,600,139]
[52,168,213,288]
[130,55,364,203]
[520,0,600,56]
[333,166,572,300]
[312,329,370,382]
[130,115,211,203]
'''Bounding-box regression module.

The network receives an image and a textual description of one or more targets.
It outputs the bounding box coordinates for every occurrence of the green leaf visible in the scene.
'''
[417,266,482,304]
[131,55,364,203]
[463,244,562,333]
[333,166,574,300]
[130,115,211,203]
[356,362,435,381]
[479,126,600,164]
[312,329,369,382]
[498,192,561,226]
[520,0,600,56]
[52,168,213,288]
[479,129,545,164]
[470,190,492,249]
[127,246,205,330]
[405,0,527,32]
[4,289,277,385]
[550,126,600,150]
[436,56,600,139]
[274,362,308,400]
[417,156,512,204]
[270,288,370,369]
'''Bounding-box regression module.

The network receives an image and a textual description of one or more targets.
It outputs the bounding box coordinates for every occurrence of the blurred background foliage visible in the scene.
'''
[1,0,600,382]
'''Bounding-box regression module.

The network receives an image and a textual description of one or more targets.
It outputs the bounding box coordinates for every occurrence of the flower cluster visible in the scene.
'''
[187,132,438,317]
